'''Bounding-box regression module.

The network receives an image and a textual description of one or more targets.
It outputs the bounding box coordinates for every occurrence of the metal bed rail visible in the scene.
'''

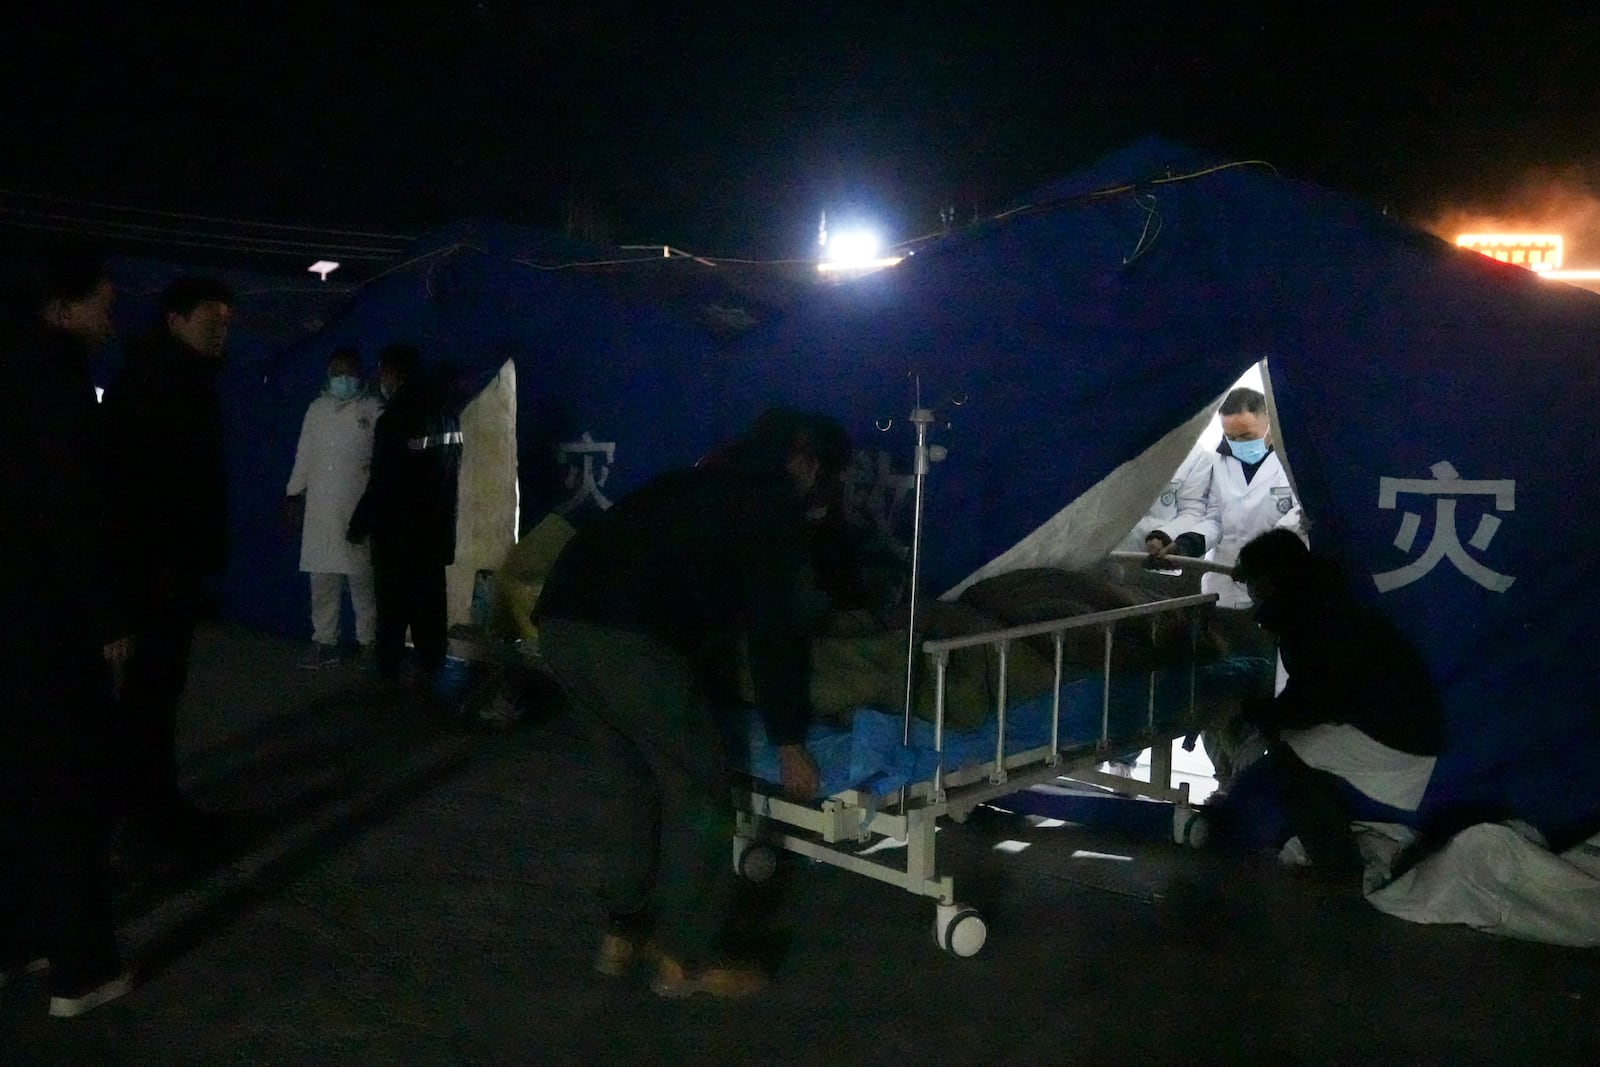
[919,591,1218,805]
[731,589,1223,957]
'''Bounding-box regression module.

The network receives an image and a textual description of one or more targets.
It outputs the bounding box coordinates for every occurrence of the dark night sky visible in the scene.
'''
[4,4,1600,260]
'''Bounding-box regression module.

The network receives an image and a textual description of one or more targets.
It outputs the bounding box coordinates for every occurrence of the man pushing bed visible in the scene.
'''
[536,408,851,1000]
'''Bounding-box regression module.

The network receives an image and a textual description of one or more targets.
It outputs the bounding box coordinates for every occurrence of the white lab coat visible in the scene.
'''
[1193,446,1299,609]
[1118,446,1213,551]
[286,391,383,574]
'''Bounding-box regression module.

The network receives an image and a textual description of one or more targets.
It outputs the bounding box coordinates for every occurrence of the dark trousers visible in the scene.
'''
[540,619,733,967]
[0,646,122,988]
[372,534,448,678]
[1266,743,1362,871]
[120,578,201,815]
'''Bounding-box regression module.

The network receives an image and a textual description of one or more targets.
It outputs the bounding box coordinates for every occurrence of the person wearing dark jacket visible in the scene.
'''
[0,255,135,1017]
[1231,528,1444,881]
[346,344,462,685]
[100,275,232,846]
[536,409,849,1000]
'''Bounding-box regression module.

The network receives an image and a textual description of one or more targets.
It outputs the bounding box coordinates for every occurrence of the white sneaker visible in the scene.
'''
[48,971,134,1018]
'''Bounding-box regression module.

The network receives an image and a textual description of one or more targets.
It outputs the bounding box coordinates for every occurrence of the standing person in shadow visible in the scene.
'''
[1228,528,1444,888]
[0,254,136,1017]
[101,276,234,857]
[347,344,462,694]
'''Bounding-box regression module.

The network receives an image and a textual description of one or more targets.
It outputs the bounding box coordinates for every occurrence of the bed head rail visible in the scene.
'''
[915,591,1219,803]
[1106,550,1236,576]
[920,593,1218,654]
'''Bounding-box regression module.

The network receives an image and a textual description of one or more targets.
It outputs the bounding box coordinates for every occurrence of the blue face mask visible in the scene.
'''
[328,375,361,401]
[1228,437,1270,465]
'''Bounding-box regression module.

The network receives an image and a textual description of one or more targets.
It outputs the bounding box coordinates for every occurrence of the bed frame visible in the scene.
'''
[729,589,1220,957]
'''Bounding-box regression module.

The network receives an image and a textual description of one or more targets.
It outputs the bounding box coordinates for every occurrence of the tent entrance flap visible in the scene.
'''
[945,388,1226,599]
[448,359,518,627]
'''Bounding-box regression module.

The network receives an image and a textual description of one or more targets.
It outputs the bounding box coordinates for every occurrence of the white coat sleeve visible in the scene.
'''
[1186,460,1222,553]
[286,404,316,496]
[1155,450,1212,541]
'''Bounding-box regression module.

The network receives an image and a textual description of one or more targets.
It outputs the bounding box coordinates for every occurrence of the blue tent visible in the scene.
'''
[153,139,1598,844]
[224,222,728,639]
[717,137,1600,845]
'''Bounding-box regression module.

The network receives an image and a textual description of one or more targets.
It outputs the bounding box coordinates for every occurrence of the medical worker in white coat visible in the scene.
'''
[1190,386,1303,610]
[284,347,383,667]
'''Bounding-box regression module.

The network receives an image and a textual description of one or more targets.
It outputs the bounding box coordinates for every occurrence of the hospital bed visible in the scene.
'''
[730,587,1225,958]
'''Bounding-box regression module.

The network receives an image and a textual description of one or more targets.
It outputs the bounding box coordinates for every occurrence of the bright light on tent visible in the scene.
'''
[827,229,883,264]
[308,260,340,280]
[817,256,905,273]
[817,229,904,274]
[1456,234,1563,272]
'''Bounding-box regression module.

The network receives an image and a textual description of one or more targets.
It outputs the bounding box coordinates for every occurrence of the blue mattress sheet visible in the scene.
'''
[737,658,1270,798]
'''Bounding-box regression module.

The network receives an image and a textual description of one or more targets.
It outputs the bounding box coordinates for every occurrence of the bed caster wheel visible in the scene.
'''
[733,839,777,883]
[1173,804,1209,849]
[934,903,987,957]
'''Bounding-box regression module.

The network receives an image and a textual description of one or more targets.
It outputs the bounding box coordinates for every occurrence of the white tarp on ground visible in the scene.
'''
[1347,821,1600,947]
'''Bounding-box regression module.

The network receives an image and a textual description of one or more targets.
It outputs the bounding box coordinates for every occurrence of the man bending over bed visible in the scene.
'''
[1228,529,1444,888]
[536,409,850,1000]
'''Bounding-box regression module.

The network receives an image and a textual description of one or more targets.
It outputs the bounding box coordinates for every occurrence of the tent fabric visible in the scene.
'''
[717,136,1600,845]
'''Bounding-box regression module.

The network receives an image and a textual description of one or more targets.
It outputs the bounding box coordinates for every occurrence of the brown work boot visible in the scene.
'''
[650,955,767,1000]
[593,932,659,977]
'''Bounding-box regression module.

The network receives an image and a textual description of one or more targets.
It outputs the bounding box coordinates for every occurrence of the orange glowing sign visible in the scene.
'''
[1456,233,1564,272]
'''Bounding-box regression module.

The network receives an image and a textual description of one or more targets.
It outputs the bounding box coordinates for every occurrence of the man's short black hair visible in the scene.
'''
[378,343,421,376]
[1234,527,1311,589]
[710,407,853,481]
[1219,386,1266,417]
[160,276,234,318]
[328,345,361,369]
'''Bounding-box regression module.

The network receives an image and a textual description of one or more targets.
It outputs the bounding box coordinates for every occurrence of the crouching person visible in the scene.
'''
[1229,529,1444,887]
[535,409,848,999]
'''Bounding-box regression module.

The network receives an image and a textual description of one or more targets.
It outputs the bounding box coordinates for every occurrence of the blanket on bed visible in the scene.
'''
[736,658,1267,797]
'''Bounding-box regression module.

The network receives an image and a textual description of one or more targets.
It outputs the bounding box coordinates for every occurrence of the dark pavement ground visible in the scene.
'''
[4,623,1598,1066]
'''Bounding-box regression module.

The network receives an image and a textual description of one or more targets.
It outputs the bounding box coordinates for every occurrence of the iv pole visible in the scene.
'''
[900,406,947,745]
